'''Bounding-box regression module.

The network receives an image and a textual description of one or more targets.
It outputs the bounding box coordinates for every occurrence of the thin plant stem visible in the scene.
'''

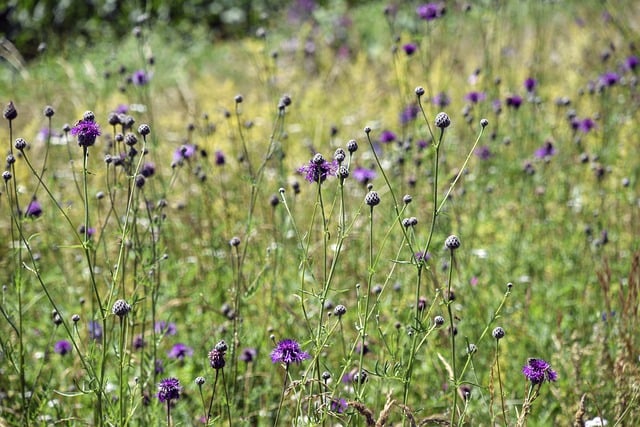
[446,248,458,426]
[273,364,289,427]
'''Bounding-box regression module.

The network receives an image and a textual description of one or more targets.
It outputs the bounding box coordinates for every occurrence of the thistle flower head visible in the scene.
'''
[71,118,101,147]
[157,377,181,403]
[522,358,557,384]
[298,155,338,183]
[270,339,310,365]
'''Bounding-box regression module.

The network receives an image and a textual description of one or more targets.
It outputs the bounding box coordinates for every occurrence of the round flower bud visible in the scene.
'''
[312,153,325,164]
[480,118,489,128]
[365,191,380,206]
[321,371,331,381]
[402,218,411,228]
[3,101,17,120]
[83,111,95,122]
[492,326,505,340]
[229,236,241,247]
[43,105,55,118]
[138,124,151,136]
[280,94,292,107]
[108,112,120,126]
[14,138,27,151]
[195,376,206,386]
[415,86,425,97]
[347,139,358,153]
[409,217,418,226]
[403,194,412,204]
[434,315,445,327]
[333,304,347,317]
[445,235,461,250]
[334,148,346,163]
[112,299,131,317]
[3,171,12,181]
[72,314,80,323]
[466,343,478,354]
[214,340,228,352]
[435,112,451,128]
[337,165,349,180]
[124,133,137,146]
[62,123,71,133]
[364,126,371,134]
[234,94,243,104]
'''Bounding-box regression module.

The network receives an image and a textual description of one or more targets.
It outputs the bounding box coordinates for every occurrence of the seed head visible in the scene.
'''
[445,235,461,250]
[492,326,505,340]
[3,101,17,120]
[112,299,131,317]
[435,112,451,128]
[365,190,380,207]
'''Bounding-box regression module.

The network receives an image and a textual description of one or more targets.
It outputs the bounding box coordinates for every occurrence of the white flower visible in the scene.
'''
[585,416,608,427]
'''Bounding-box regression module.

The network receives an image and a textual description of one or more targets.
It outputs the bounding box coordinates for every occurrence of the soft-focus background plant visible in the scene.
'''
[0,0,639,426]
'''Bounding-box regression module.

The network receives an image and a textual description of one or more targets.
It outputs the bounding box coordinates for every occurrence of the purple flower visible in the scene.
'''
[215,150,226,165]
[133,334,145,350]
[131,70,150,86]
[70,119,101,147]
[402,43,418,56]
[625,55,639,71]
[88,320,103,341]
[465,91,486,104]
[432,92,450,108]
[239,347,258,363]
[115,104,129,114]
[599,71,619,87]
[417,2,445,21]
[54,340,72,356]
[172,144,197,166]
[414,251,431,262]
[379,130,396,143]
[330,398,348,413]
[400,104,420,124]
[578,118,596,133]
[208,348,226,370]
[352,167,377,184]
[297,154,338,184]
[524,77,537,93]
[270,339,310,365]
[168,343,193,361]
[522,358,557,384]
[505,95,523,109]
[474,145,492,160]
[416,139,429,150]
[534,141,556,159]
[155,321,177,336]
[157,377,181,403]
[78,224,96,238]
[25,199,42,218]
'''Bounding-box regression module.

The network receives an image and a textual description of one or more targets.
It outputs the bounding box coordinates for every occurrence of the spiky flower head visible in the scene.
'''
[435,112,451,128]
[208,348,226,370]
[112,299,131,317]
[270,339,310,365]
[71,116,101,147]
[522,358,557,384]
[157,377,181,403]
[298,154,338,183]
[3,101,17,120]
[333,304,347,317]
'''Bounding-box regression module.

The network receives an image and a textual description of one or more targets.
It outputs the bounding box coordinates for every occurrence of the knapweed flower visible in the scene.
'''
[475,145,492,160]
[379,130,396,143]
[522,358,557,384]
[524,77,537,93]
[505,95,523,109]
[25,199,42,218]
[157,377,181,403]
[599,71,619,87]
[577,117,596,133]
[239,347,258,363]
[172,144,197,166]
[112,299,131,317]
[70,117,101,147]
[168,343,193,361]
[402,43,418,56]
[131,69,150,86]
[465,91,486,104]
[534,141,556,159]
[297,154,338,183]
[88,320,103,341]
[432,92,451,108]
[54,340,72,356]
[155,321,177,336]
[416,2,445,20]
[330,398,348,414]
[270,339,310,365]
[626,55,639,72]
[352,167,376,185]
[215,150,225,165]
[400,104,420,124]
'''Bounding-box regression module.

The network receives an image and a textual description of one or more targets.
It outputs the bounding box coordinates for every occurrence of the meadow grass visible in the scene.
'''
[0,1,639,426]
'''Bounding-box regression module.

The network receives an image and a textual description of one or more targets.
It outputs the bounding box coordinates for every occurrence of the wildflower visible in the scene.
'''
[599,71,619,87]
[534,141,556,159]
[434,315,445,327]
[434,112,451,128]
[346,139,358,153]
[505,95,523,109]
[43,105,55,118]
[138,123,151,136]
[379,130,396,143]
[333,304,347,317]
[239,347,257,363]
[168,343,193,361]
[475,145,492,160]
[215,150,225,165]
[3,101,17,120]
[522,358,557,384]
[400,104,420,124]
[133,335,145,350]
[140,162,155,178]
[195,376,206,386]
[70,117,101,147]
[330,398,348,414]
[157,377,181,403]
[131,70,149,86]
[625,55,639,72]
[445,235,461,250]
[270,339,310,365]
[402,43,418,56]
[111,299,131,318]
[492,99,502,114]
[155,321,177,336]
[155,359,165,374]
[208,347,226,370]
[172,144,197,165]
[25,199,43,218]
[492,327,505,340]
[524,77,537,93]
[352,167,376,184]
[365,190,380,207]
[414,251,431,262]
[88,320,103,341]
[416,2,445,20]
[297,154,338,183]
[578,118,596,133]
[54,340,72,356]
[465,91,486,104]
[432,92,450,108]
[78,225,96,238]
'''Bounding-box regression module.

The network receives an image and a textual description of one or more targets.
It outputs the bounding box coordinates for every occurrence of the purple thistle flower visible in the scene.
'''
[352,167,377,185]
[330,398,348,414]
[534,141,556,159]
[131,69,150,86]
[416,139,429,150]
[54,340,72,356]
[239,347,258,363]
[208,348,226,370]
[88,320,103,341]
[215,150,226,165]
[157,377,181,403]
[522,358,558,384]
[25,199,42,218]
[492,99,502,115]
[78,224,96,238]
[474,145,492,160]
[402,43,418,56]
[70,119,101,147]
[416,2,445,21]
[167,343,193,361]
[524,77,537,93]
[432,92,451,108]
[625,55,639,71]
[133,334,145,350]
[414,251,431,262]
[465,91,486,104]
[505,95,523,109]
[599,71,619,87]
[578,118,596,133]
[400,104,420,124]
[379,130,396,143]
[297,155,338,184]
[270,339,310,365]
[172,144,197,165]
[115,104,129,114]
[155,321,177,336]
